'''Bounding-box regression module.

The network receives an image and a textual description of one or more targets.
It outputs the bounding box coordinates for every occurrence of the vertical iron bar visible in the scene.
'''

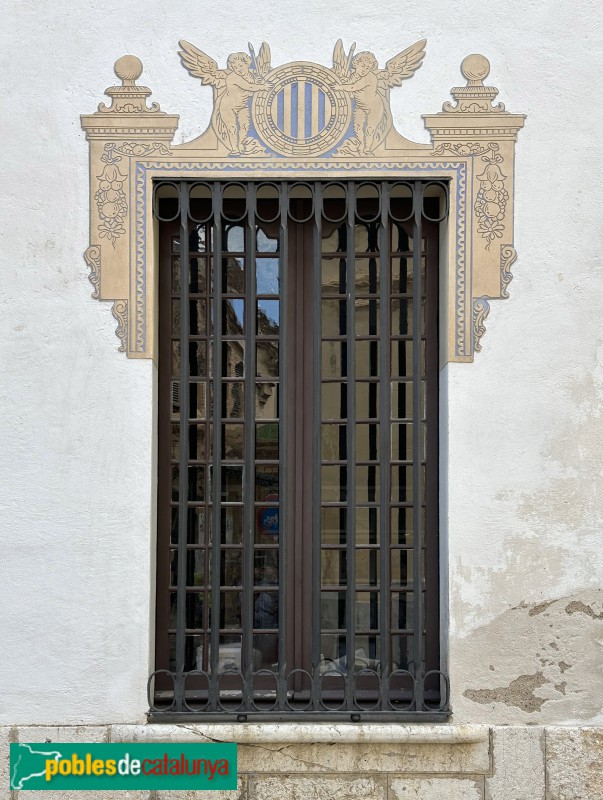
[242,183,256,708]
[378,182,391,708]
[209,183,223,711]
[278,181,288,710]
[175,181,191,711]
[412,181,425,709]
[345,182,356,710]
[311,182,322,709]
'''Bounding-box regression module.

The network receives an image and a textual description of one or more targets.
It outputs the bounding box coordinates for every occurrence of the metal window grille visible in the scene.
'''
[150,180,449,721]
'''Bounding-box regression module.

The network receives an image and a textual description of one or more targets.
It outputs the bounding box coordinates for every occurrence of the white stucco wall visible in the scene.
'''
[1,0,602,726]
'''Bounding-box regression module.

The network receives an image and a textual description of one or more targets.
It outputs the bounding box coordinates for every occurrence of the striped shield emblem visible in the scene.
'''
[272,80,334,142]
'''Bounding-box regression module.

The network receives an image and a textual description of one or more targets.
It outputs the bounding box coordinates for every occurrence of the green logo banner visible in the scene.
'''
[10,742,237,791]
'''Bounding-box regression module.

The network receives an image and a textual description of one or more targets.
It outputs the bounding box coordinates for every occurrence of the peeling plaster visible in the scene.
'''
[452,590,603,724]
[464,672,547,713]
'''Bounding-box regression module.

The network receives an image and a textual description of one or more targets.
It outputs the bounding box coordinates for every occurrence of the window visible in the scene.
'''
[151,180,449,720]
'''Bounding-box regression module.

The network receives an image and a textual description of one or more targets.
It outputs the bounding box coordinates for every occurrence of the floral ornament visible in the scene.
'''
[95,162,128,246]
[475,147,508,249]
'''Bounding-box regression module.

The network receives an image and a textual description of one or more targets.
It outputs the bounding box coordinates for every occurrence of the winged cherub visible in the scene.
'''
[179,40,271,155]
[332,39,426,156]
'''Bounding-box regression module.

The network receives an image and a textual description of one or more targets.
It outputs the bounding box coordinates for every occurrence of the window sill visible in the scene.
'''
[111,722,487,745]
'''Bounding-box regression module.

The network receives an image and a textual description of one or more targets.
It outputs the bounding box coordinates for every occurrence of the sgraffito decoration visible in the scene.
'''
[81,45,524,360]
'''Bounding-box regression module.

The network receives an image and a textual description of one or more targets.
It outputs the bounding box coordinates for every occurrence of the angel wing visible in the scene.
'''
[332,38,356,79]
[178,39,226,87]
[254,42,271,78]
[378,39,426,89]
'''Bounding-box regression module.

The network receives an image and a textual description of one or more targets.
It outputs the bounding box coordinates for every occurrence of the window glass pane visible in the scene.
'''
[256,258,279,294]
[220,465,243,502]
[255,423,279,460]
[321,591,346,629]
[355,465,380,503]
[256,342,279,377]
[222,299,244,335]
[356,423,379,461]
[322,299,346,336]
[322,382,347,420]
[255,465,279,500]
[356,507,379,545]
[321,423,347,460]
[356,593,380,631]
[256,381,279,416]
[321,257,346,293]
[257,300,279,335]
[356,382,378,419]
[321,506,346,544]
[355,258,379,294]
[321,465,346,502]
[322,341,346,378]
[221,506,243,544]
[256,227,279,253]
[188,466,205,501]
[221,256,245,293]
[221,341,245,377]
[321,549,346,586]
[355,341,379,377]
[220,549,242,586]
[220,594,242,629]
[223,224,244,252]
[222,424,244,460]
[391,593,413,630]
[222,381,244,418]
[356,549,379,587]
[355,297,379,336]
[391,549,413,587]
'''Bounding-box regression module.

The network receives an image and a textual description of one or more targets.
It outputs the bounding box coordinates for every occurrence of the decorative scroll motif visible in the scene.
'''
[81,44,525,360]
[111,300,128,352]
[442,54,505,114]
[473,297,491,352]
[84,245,101,299]
[98,55,161,114]
[105,141,172,159]
[500,244,517,298]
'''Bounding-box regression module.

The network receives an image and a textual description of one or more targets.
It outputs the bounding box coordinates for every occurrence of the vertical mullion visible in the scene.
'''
[345,182,356,710]
[209,183,223,711]
[175,181,191,711]
[378,182,391,708]
[311,183,322,709]
[278,181,288,710]
[412,181,425,709]
[242,183,256,707]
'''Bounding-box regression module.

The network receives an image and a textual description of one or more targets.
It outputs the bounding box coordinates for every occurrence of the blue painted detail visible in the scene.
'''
[291,83,298,139]
[277,90,284,133]
[318,91,325,133]
[305,82,312,139]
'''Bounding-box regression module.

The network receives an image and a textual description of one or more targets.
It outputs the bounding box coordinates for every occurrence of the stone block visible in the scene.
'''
[390,776,484,799]
[249,774,387,800]
[486,726,545,800]
[154,776,247,799]
[237,740,489,774]
[545,726,603,800]
[17,726,109,744]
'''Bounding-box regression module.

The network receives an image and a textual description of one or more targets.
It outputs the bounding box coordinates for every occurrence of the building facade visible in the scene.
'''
[1,0,603,797]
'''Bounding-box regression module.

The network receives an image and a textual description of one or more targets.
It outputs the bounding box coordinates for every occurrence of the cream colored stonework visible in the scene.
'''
[80,46,524,362]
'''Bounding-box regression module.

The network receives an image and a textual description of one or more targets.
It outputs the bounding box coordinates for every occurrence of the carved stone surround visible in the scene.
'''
[81,47,524,362]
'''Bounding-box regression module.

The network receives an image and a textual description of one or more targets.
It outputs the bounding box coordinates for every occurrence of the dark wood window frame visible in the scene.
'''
[151,180,449,721]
